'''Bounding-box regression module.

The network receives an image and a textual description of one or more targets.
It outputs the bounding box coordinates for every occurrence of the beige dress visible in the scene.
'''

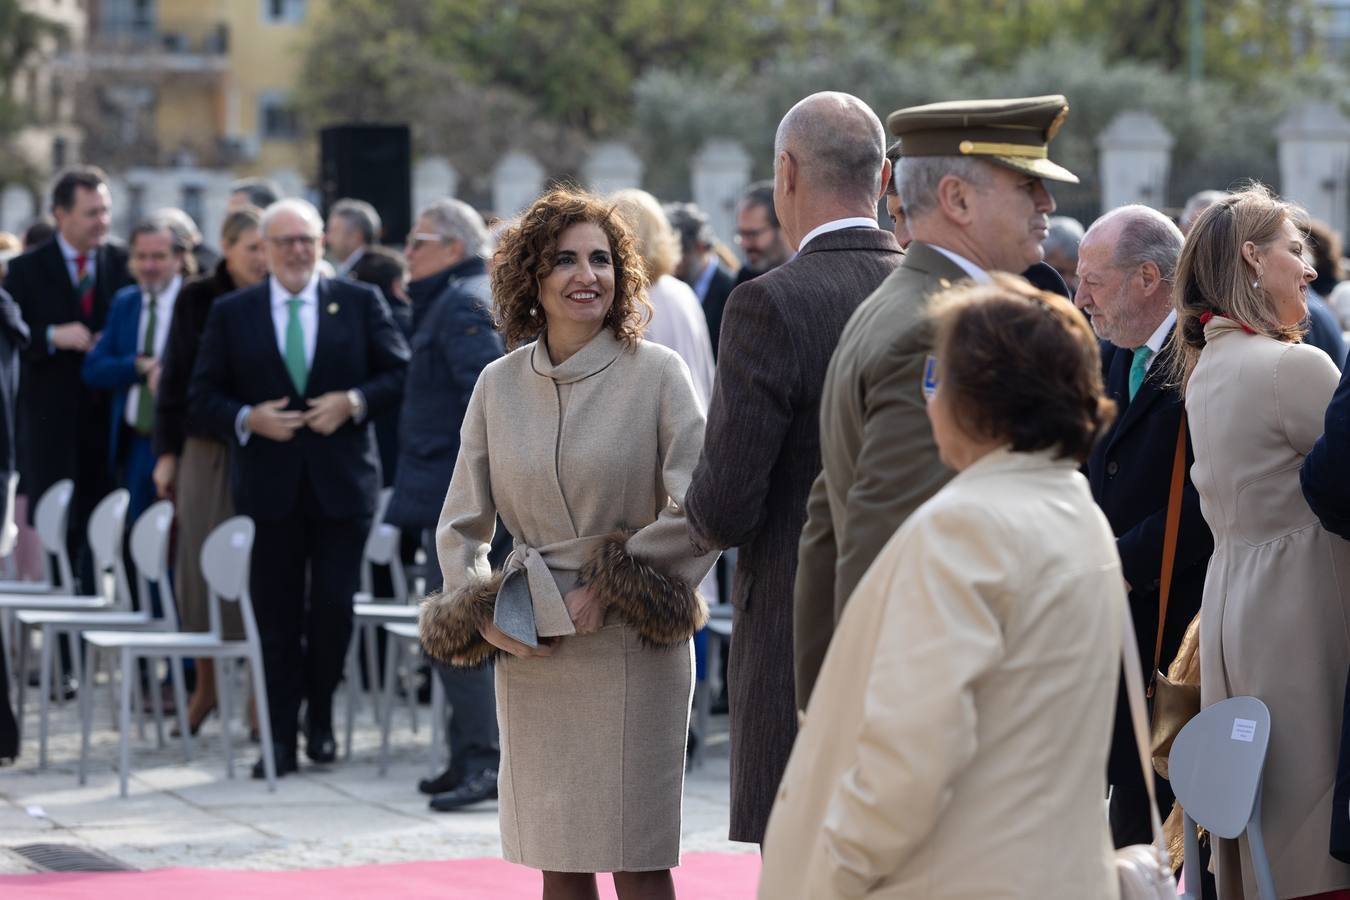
[175,435,240,637]
[1187,317,1350,898]
[435,329,716,872]
[760,449,1122,898]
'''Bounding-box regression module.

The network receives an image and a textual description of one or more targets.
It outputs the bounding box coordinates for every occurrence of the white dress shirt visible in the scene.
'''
[930,244,993,284]
[56,231,95,288]
[236,272,322,444]
[1141,310,1177,373]
[797,216,879,252]
[125,275,181,427]
[692,257,720,304]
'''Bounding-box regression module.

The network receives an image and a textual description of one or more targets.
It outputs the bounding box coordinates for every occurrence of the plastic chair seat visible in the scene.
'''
[354,603,418,623]
[83,630,230,653]
[385,621,419,640]
[0,593,109,610]
[18,610,152,627]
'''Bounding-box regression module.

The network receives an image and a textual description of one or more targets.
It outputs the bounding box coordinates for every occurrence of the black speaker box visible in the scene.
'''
[319,124,412,246]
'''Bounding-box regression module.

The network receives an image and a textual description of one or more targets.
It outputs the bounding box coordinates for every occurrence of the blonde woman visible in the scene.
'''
[1170,184,1350,900]
[610,189,715,408]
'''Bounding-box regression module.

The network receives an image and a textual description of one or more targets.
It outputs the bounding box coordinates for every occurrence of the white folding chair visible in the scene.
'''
[80,516,277,796]
[377,620,444,776]
[342,488,416,758]
[10,489,129,738]
[20,501,187,767]
[0,480,77,698]
[1170,696,1276,900]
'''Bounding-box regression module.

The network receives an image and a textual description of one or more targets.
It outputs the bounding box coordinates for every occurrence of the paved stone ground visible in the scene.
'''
[0,681,742,874]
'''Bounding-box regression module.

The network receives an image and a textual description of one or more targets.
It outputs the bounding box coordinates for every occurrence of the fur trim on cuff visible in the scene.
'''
[579,531,709,648]
[419,573,503,667]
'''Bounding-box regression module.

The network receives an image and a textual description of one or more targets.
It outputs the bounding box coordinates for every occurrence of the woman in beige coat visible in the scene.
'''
[759,276,1124,899]
[1170,185,1350,900]
[420,188,716,900]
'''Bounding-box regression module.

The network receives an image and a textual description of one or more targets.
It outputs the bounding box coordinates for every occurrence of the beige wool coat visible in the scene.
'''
[1186,318,1350,899]
[760,449,1123,899]
[423,328,717,873]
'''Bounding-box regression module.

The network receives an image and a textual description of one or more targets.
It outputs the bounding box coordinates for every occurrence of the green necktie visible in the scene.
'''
[1128,345,1153,401]
[285,296,308,395]
[134,291,158,434]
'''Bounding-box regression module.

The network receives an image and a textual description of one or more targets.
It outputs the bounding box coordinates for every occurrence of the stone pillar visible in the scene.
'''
[582,141,643,195]
[492,151,545,216]
[1278,103,1350,238]
[691,139,751,247]
[1096,111,1174,213]
[0,185,35,232]
[413,156,459,214]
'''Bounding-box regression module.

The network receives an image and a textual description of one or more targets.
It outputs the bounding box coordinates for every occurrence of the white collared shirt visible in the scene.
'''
[797,217,879,252]
[693,257,719,304]
[337,246,365,276]
[125,275,181,427]
[268,271,320,368]
[1141,310,1176,373]
[930,244,993,284]
[56,232,95,288]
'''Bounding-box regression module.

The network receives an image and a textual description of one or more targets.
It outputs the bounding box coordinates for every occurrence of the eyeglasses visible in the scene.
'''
[267,234,320,249]
[735,226,775,245]
[405,232,447,251]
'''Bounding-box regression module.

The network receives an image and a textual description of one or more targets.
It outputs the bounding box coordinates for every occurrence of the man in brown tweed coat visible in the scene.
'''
[685,91,903,845]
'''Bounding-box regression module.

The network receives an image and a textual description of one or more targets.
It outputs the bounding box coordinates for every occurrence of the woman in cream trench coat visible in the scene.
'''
[759,277,1124,899]
[1172,186,1350,899]
[419,188,716,898]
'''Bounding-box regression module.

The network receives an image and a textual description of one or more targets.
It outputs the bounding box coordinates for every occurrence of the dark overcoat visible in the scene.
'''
[685,226,903,844]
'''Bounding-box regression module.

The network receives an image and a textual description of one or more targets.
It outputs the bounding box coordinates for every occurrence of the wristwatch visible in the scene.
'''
[346,389,364,422]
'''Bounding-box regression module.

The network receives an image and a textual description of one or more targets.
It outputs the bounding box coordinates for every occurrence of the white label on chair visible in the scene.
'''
[231,533,248,548]
[25,805,47,818]
[1231,718,1257,742]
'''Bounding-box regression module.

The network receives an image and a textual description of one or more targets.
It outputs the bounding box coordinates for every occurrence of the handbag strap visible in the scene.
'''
[1122,600,1170,860]
[1151,411,1188,695]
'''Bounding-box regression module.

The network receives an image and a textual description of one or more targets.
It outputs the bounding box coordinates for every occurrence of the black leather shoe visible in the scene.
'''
[251,744,298,780]
[429,769,498,811]
[305,728,337,764]
[418,765,462,796]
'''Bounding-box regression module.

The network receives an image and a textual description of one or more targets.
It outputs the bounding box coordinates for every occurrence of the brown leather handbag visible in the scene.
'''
[1147,412,1202,779]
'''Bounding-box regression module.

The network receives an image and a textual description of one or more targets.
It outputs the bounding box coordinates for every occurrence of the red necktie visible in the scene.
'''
[75,252,94,320]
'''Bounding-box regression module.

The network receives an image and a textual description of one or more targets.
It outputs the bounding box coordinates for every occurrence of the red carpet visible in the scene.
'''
[0,852,761,899]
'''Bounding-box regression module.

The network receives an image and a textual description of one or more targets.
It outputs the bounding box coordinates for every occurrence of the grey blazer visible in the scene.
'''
[685,225,903,844]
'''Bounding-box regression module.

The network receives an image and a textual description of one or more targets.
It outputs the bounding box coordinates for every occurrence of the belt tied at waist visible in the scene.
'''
[494,535,608,646]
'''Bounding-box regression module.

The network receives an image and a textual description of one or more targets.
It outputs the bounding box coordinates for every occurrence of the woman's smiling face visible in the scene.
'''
[537,221,616,333]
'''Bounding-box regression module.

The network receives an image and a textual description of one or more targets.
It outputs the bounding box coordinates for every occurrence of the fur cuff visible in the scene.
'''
[419,572,502,667]
[579,531,708,647]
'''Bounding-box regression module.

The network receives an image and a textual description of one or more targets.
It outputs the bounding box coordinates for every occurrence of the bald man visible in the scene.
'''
[685,91,903,845]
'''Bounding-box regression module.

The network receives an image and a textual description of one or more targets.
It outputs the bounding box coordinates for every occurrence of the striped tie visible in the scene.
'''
[74,252,94,319]
[134,292,158,434]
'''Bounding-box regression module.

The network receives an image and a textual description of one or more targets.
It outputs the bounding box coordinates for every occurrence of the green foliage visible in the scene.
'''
[0,0,63,189]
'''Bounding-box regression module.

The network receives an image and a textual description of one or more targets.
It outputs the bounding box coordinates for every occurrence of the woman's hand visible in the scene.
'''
[479,621,553,658]
[564,585,606,635]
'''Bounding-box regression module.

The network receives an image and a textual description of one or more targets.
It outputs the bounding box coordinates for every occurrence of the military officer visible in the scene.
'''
[793,95,1081,706]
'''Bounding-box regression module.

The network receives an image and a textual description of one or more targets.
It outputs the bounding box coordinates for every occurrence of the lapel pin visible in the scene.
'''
[327,302,339,314]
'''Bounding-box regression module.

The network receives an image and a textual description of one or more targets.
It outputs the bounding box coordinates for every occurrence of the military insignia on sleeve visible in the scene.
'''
[922,355,939,399]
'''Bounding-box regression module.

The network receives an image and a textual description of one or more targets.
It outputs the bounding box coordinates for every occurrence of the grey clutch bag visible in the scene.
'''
[493,568,538,647]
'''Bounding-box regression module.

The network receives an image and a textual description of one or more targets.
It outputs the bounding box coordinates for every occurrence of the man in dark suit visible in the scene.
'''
[732,180,793,288]
[667,202,736,358]
[2,166,132,593]
[685,92,903,845]
[794,95,1080,707]
[82,219,187,525]
[191,199,409,777]
[1076,205,1213,848]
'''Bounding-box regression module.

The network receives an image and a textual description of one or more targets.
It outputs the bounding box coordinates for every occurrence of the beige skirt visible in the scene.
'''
[496,608,693,873]
[174,436,239,637]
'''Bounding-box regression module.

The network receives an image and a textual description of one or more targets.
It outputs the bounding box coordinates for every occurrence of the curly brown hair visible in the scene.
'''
[490,186,650,351]
[930,273,1115,464]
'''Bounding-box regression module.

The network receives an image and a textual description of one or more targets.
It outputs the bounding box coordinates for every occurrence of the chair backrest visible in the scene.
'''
[1168,695,1271,839]
[31,479,75,589]
[86,489,131,608]
[200,516,254,640]
[129,500,176,625]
